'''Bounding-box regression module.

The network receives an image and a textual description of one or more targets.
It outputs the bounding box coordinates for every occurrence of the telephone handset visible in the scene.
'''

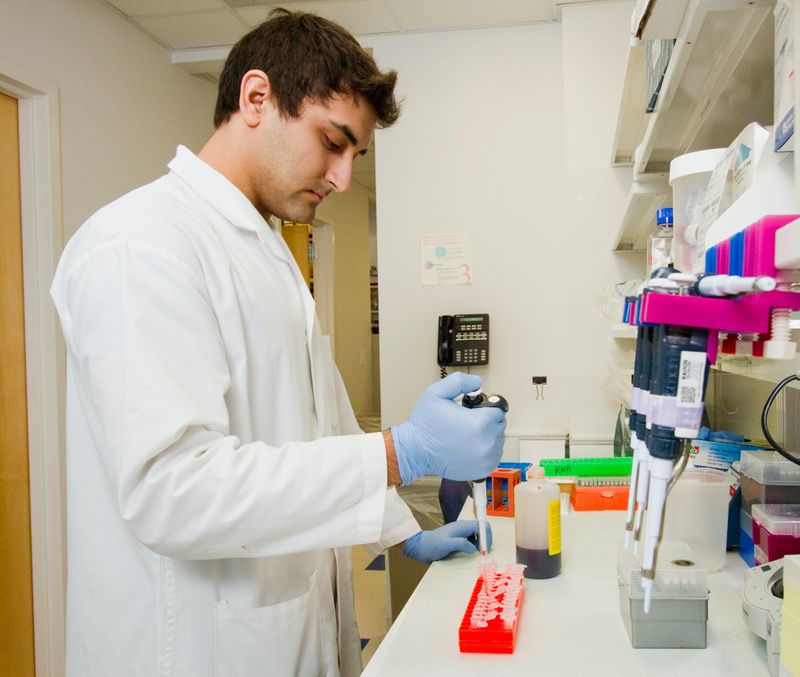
[436,313,490,367]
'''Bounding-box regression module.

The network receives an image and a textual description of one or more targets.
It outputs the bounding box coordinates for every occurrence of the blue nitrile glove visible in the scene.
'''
[391,373,506,485]
[697,426,745,442]
[402,520,493,564]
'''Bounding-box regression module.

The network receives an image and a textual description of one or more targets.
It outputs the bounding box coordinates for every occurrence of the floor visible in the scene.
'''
[354,415,389,668]
[352,544,389,668]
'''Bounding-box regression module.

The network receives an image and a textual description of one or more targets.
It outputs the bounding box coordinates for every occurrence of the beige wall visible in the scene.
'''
[318,181,374,417]
[0,0,217,240]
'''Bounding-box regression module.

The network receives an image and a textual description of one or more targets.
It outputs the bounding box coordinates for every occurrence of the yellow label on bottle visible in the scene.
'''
[548,499,561,555]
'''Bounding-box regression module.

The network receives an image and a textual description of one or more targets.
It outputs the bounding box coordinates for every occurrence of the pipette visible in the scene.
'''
[625,319,654,550]
[640,322,709,612]
[472,479,489,559]
[665,272,777,297]
[462,389,509,564]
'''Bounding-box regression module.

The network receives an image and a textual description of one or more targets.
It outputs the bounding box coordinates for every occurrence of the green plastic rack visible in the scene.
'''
[539,457,633,477]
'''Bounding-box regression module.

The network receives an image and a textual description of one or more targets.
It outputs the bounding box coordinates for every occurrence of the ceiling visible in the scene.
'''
[101,0,610,51]
[100,0,613,192]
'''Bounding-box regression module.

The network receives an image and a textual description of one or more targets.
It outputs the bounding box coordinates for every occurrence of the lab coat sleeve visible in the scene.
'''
[50,218,391,560]
[331,365,420,552]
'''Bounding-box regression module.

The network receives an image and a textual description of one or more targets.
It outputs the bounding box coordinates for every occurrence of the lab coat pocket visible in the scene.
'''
[213,571,331,677]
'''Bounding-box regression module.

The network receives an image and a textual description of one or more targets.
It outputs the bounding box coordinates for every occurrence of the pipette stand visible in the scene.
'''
[458,564,526,654]
[631,215,800,363]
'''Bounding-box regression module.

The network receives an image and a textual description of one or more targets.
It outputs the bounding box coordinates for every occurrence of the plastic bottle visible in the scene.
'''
[647,207,674,275]
[514,466,561,579]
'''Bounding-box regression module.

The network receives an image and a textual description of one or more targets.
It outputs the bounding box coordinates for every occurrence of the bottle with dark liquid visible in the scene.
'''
[514,466,561,579]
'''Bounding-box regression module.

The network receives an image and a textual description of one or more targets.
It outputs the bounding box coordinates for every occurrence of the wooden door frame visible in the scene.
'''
[0,58,65,677]
[312,219,335,352]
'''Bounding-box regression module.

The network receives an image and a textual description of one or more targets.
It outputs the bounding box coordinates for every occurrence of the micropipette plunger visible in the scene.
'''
[461,388,509,566]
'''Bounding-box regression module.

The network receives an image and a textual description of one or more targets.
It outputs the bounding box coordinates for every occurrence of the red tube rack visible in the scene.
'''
[458,568,525,654]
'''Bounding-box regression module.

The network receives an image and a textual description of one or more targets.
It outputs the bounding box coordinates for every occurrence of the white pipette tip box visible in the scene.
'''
[617,541,709,649]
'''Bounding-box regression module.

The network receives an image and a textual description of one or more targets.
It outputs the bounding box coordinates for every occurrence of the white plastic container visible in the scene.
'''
[662,470,729,571]
[668,148,725,273]
[514,467,561,579]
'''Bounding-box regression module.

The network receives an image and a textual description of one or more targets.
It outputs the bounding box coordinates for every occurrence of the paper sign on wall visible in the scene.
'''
[420,233,472,286]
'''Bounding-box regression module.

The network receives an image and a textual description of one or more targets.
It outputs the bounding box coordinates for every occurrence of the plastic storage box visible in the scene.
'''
[617,541,709,648]
[739,508,756,567]
[751,504,800,565]
[739,450,800,516]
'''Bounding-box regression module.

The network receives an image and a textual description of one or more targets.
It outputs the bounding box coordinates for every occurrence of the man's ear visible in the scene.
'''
[238,70,273,127]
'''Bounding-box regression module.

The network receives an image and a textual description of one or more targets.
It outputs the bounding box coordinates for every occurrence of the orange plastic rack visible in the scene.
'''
[458,567,525,654]
[486,468,522,517]
[570,484,630,511]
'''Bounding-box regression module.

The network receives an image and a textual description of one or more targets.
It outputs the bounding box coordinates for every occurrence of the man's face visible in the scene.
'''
[249,92,376,223]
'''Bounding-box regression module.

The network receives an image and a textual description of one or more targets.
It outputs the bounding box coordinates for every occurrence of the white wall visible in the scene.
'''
[561,1,645,439]
[0,0,217,239]
[367,22,569,438]
[367,2,645,446]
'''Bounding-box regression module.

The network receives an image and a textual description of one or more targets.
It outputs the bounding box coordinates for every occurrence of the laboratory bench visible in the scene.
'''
[363,502,769,677]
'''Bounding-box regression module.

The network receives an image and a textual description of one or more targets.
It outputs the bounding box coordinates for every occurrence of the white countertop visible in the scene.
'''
[363,502,769,677]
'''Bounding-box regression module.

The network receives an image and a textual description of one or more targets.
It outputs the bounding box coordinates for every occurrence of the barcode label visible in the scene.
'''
[676,351,706,408]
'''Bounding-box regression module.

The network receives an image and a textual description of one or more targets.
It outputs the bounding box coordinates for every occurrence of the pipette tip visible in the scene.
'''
[642,579,653,614]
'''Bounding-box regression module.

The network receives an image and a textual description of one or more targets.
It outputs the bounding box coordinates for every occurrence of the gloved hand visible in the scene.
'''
[697,426,745,442]
[391,373,506,485]
[402,520,493,564]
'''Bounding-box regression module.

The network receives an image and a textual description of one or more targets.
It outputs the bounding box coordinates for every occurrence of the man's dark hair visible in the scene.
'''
[214,8,400,129]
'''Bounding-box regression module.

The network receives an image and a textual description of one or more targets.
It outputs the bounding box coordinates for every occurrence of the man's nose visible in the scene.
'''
[325,154,353,193]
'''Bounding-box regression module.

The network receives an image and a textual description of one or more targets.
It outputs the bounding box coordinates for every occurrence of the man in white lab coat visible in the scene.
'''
[50,9,506,677]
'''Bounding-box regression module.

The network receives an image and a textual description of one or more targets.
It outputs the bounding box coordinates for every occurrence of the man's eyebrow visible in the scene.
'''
[332,122,359,148]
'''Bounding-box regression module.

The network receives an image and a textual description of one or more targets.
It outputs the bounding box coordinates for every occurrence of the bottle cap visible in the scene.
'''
[528,466,545,480]
[656,207,674,227]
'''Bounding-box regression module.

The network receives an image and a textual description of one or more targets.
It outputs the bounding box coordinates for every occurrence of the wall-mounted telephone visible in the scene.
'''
[437,314,490,367]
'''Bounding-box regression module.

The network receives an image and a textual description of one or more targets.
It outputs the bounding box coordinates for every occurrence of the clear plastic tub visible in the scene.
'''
[752,504,800,565]
[662,470,729,571]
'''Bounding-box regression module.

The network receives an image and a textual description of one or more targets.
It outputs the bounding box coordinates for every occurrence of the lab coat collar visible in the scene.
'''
[168,146,287,252]
[168,146,325,428]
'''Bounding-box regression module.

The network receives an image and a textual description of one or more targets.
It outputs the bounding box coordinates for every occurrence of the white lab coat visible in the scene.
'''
[50,146,419,677]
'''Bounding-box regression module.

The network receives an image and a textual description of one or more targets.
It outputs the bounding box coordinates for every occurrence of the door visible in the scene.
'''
[0,91,36,676]
[311,221,334,343]
[281,221,312,288]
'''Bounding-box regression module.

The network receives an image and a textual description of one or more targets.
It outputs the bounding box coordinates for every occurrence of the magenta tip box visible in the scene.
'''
[752,504,800,565]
